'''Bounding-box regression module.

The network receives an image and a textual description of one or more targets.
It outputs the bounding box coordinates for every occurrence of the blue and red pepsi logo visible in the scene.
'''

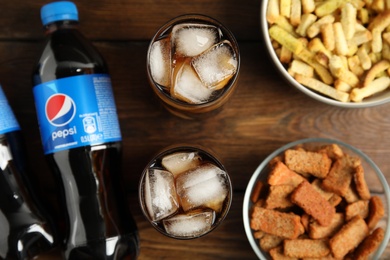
[45,94,76,127]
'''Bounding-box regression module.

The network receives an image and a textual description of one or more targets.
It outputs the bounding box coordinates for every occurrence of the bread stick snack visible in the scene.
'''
[284,239,330,258]
[291,181,335,226]
[249,142,386,259]
[250,206,303,239]
[329,216,369,259]
[266,0,390,102]
[355,227,385,260]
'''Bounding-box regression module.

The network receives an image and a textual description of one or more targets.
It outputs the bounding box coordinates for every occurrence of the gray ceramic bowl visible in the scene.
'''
[260,1,390,108]
[243,138,390,259]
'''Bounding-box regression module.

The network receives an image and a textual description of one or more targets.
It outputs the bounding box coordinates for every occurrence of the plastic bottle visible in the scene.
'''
[31,1,139,259]
[0,85,54,259]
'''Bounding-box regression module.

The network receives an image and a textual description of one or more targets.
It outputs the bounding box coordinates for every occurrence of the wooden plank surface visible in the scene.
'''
[0,0,389,259]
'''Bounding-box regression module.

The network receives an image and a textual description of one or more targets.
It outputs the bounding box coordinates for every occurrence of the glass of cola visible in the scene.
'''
[146,14,240,119]
[138,144,233,239]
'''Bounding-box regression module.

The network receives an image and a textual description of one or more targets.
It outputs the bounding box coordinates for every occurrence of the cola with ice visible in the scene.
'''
[32,1,139,259]
[147,14,240,119]
[139,145,232,239]
[0,85,55,259]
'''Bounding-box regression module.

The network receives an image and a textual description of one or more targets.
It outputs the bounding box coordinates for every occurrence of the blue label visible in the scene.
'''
[33,74,122,154]
[0,86,21,135]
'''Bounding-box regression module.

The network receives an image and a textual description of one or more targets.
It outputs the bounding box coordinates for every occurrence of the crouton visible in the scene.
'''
[328,194,343,207]
[354,227,385,260]
[329,216,369,259]
[344,184,360,204]
[259,234,284,252]
[285,149,332,178]
[354,164,371,200]
[301,213,311,233]
[317,143,344,159]
[291,181,335,226]
[284,239,330,258]
[265,185,295,209]
[251,180,266,203]
[253,230,265,239]
[268,161,306,187]
[311,179,334,200]
[322,157,354,196]
[250,206,302,239]
[345,200,369,221]
[366,196,385,230]
[309,213,345,239]
[269,246,299,260]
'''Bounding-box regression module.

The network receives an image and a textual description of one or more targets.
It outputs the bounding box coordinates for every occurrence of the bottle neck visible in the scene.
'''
[44,20,79,35]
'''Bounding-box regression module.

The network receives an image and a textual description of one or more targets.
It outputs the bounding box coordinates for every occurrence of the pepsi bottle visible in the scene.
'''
[31,1,139,259]
[0,85,55,259]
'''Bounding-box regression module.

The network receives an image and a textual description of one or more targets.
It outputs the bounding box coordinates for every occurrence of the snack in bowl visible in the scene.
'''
[261,0,390,106]
[243,138,390,259]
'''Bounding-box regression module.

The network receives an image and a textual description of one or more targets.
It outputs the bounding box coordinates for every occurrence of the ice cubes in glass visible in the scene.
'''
[175,163,229,213]
[162,209,215,238]
[144,168,179,221]
[172,23,220,57]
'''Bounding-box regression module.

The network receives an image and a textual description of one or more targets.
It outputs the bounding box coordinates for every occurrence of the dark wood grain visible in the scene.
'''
[1,0,389,259]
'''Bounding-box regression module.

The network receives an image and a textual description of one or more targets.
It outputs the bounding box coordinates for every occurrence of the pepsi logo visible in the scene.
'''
[45,94,76,127]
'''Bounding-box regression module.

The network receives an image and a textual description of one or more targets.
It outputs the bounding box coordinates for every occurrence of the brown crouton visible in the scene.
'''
[309,213,345,239]
[269,155,283,167]
[301,213,311,233]
[302,254,338,259]
[345,200,369,221]
[311,179,334,200]
[354,164,371,200]
[284,149,332,178]
[354,227,385,260]
[328,194,342,207]
[250,206,302,239]
[329,216,369,259]
[268,161,306,187]
[366,196,385,230]
[317,143,344,159]
[253,199,265,208]
[344,184,360,204]
[259,234,284,252]
[291,181,335,226]
[284,239,330,258]
[269,246,299,260]
[265,185,295,209]
[251,180,266,203]
[322,157,354,196]
[253,230,265,239]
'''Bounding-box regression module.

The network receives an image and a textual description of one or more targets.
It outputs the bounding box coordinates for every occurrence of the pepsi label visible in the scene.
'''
[33,74,122,154]
[0,86,21,135]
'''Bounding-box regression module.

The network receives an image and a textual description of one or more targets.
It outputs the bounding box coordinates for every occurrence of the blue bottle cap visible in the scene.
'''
[41,1,79,26]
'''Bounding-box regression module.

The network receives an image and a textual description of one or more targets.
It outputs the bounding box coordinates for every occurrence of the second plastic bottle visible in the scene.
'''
[31,1,139,259]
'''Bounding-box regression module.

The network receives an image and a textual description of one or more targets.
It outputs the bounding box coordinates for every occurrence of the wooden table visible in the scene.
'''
[1,0,389,259]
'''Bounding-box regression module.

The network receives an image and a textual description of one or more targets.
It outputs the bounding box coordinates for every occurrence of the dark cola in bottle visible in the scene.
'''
[0,85,54,259]
[31,1,139,259]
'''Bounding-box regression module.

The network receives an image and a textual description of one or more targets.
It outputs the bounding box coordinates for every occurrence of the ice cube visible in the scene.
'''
[172,23,220,57]
[176,163,229,213]
[149,37,171,88]
[144,168,179,221]
[171,59,214,104]
[192,40,238,89]
[161,152,202,177]
[162,209,215,238]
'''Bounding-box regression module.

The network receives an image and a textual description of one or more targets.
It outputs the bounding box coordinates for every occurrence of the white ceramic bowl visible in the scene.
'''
[243,138,390,259]
[260,1,390,108]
